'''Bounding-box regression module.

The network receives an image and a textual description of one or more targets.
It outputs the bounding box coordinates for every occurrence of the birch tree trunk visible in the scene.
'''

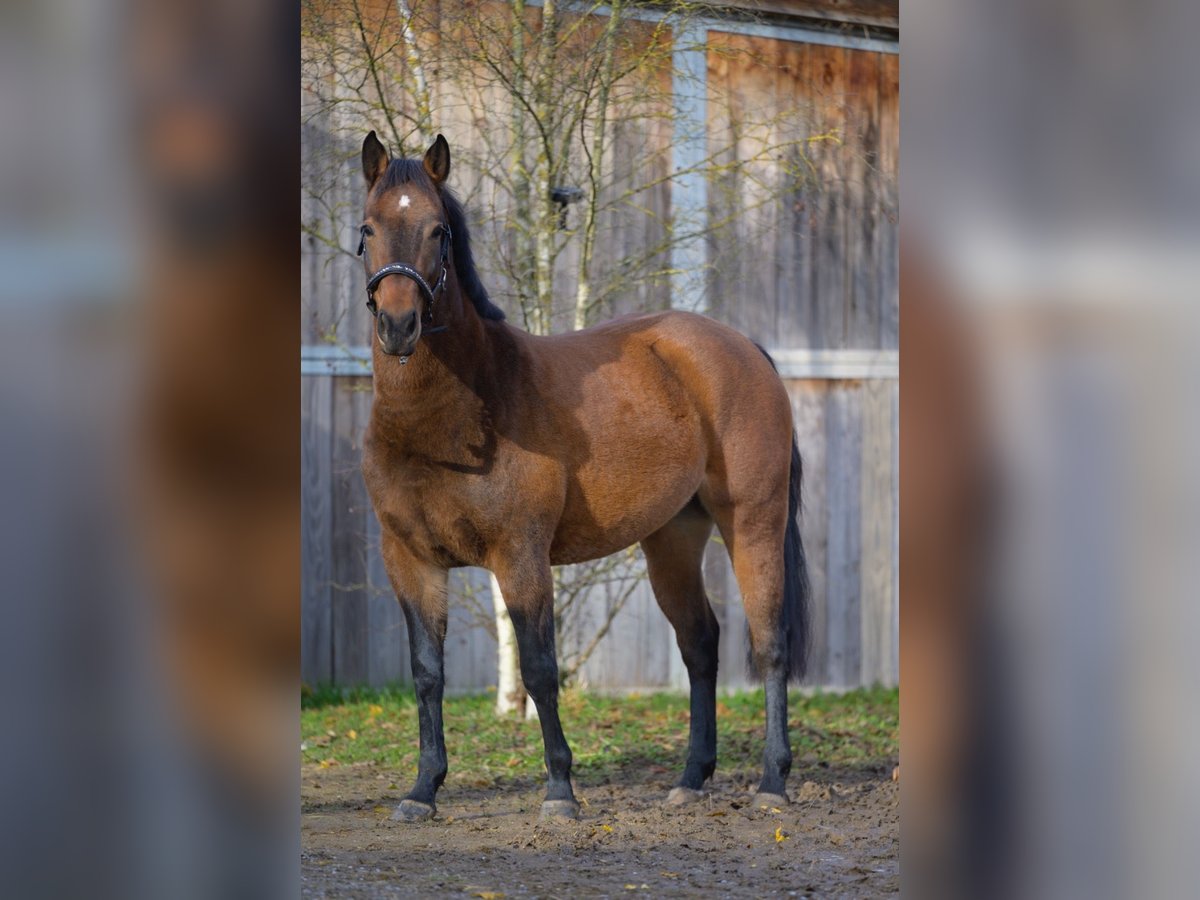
[395,0,432,139]
[491,572,523,714]
[494,0,536,718]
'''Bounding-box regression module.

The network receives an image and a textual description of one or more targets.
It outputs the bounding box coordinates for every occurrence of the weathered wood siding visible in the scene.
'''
[705,32,899,350]
[301,17,898,690]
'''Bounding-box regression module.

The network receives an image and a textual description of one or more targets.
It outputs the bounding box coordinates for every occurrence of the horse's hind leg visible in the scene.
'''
[706,494,793,806]
[641,502,721,805]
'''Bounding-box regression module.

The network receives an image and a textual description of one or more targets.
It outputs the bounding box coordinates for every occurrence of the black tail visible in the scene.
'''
[782,433,811,681]
[750,344,811,682]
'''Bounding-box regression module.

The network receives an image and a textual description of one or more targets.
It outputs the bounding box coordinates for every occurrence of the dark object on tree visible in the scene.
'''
[550,185,584,229]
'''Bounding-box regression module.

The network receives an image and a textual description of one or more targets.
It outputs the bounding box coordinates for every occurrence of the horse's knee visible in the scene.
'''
[413,668,444,701]
[520,654,559,701]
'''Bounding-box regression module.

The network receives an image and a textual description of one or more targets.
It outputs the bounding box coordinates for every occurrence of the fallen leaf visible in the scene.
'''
[318,759,338,769]
[774,826,788,844]
[601,824,613,833]
[369,704,384,717]
[474,892,504,899]
[347,729,358,741]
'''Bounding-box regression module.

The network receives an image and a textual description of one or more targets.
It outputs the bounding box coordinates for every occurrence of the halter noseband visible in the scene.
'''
[358,222,452,336]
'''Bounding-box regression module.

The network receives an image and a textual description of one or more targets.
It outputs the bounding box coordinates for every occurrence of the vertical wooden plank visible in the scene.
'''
[809,44,848,350]
[859,378,896,686]
[788,380,829,686]
[365,495,410,687]
[359,377,410,687]
[844,49,880,348]
[641,577,674,688]
[708,535,748,690]
[825,381,863,687]
[890,379,899,684]
[671,20,708,315]
[301,374,333,684]
[876,51,899,349]
[777,39,812,349]
[445,567,496,692]
[330,378,369,684]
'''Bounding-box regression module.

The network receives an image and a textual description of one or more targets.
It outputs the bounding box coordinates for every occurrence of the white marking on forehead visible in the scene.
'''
[398,194,411,210]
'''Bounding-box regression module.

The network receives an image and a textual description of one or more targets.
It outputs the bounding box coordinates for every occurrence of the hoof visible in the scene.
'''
[666,787,705,806]
[539,799,581,820]
[391,799,436,822]
[752,792,790,809]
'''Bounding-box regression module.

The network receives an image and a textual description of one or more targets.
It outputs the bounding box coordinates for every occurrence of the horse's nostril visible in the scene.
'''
[398,309,419,338]
[377,310,394,340]
[376,309,420,351]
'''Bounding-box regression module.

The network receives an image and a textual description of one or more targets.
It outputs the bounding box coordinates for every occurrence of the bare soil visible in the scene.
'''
[301,764,898,898]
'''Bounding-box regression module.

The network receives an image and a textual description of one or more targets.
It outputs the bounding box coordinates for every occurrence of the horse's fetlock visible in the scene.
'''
[767,749,792,776]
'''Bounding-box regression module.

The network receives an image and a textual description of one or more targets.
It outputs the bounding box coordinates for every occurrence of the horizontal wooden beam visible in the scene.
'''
[301,344,371,376]
[714,0,898,31]
[302,344,898,380]
[524,0,898,54]
[768,348,898,380]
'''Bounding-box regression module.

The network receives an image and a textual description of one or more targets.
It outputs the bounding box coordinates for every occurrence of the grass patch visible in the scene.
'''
[302,685,897,788]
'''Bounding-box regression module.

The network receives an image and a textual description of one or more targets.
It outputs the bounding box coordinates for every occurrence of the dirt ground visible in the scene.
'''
[301,762,898,898]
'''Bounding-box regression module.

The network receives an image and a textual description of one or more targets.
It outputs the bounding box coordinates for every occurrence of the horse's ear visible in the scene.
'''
[423,134,450,184]
[362,130,389,188]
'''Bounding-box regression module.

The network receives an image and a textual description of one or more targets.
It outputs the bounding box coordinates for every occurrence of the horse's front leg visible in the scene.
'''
[380,535,449,822]
[495,557,579,819]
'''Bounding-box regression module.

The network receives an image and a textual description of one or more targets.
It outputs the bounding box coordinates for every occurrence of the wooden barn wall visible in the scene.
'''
[705,32,898,351]
[301,19,899,691]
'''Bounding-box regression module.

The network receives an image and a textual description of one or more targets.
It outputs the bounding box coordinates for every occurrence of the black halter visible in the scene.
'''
[358,221,452,334]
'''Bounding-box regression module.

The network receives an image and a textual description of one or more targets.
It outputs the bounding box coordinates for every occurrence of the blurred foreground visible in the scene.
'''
[0,0,297,896]
[904,0,1200,897]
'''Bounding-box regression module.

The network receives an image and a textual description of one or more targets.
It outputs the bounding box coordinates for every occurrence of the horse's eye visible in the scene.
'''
[430,225,444,239]
[360,225,374,237]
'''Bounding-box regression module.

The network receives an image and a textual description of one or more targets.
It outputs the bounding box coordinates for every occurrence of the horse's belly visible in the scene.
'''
[548,441,704,565]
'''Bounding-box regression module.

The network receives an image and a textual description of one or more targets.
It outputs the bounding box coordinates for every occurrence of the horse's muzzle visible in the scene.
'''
[377,308,421,357]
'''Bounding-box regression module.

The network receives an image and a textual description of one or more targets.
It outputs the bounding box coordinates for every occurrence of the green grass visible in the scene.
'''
[302,685,897,788]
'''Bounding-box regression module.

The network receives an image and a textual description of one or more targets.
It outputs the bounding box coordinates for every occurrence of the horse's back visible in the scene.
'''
[555,310,793,455]
[527,311,793,563]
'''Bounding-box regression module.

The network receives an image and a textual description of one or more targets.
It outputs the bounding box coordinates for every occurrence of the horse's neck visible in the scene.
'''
[370,290,498,428]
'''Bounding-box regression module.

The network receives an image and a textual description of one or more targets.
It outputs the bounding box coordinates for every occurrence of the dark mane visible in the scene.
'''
[378,158,505,322]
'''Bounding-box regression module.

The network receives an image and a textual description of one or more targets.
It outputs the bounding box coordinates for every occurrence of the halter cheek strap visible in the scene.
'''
[358,223,452,335]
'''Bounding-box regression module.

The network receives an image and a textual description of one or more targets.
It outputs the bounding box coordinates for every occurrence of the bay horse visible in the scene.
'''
[357,132,810,822]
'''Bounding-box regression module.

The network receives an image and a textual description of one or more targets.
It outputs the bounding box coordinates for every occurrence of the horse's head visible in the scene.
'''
[359,131,453,359]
